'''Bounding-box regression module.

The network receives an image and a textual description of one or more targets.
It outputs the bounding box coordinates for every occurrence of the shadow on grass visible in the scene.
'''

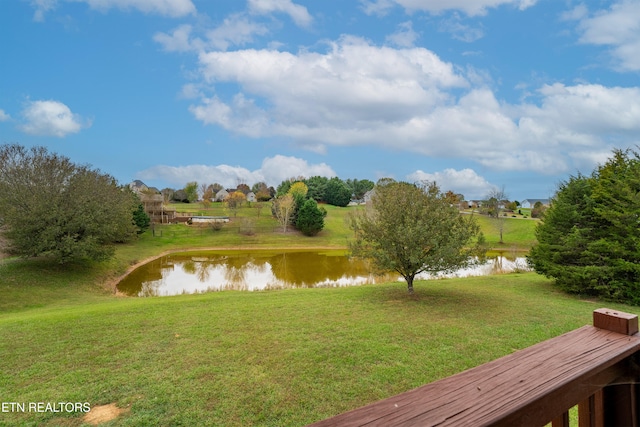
[357,278,508,317]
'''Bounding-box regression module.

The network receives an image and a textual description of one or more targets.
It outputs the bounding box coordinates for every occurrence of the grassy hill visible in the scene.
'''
[0,201,551,426]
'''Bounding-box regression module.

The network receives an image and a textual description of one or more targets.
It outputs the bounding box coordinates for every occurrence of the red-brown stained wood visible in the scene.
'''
[593,308,638,335]
[307,326,640,427]
[578,389,603,427]
[551,411,569,427]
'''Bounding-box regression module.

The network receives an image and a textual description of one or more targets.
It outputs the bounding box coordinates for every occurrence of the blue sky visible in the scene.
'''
[1,0,639,201]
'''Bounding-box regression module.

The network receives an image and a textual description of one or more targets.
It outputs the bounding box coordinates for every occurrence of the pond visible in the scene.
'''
[116,250,530,297]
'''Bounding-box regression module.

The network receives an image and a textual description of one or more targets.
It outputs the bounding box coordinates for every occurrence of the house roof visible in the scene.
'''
[129,179,147,190]
[522,198,550,205]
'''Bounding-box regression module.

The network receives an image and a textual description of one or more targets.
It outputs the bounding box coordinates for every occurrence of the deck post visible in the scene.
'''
[593,308,640,427]
[551,411,569,427]
[593,308,639,335]
[578,389,603,427]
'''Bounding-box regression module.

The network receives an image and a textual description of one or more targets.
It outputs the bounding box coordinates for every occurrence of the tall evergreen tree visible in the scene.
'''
[304,176,329,202]
[528,149,640,303]
[296,199,326,236]
[132,203,151,234]
[325,177,351,207]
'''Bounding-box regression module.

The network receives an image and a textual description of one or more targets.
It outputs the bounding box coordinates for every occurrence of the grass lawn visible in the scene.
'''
[1,271,638,426]
[127,202,536,260]
[0,202,557,425]
[475,214,538,250]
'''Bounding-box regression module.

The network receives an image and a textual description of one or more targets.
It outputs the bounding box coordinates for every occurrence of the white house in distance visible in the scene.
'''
[215,189,229,202]
[520,199,550,209]
[215,189,257,202]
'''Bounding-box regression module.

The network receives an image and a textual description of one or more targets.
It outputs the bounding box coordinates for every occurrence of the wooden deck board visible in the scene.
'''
[307,326,640,427]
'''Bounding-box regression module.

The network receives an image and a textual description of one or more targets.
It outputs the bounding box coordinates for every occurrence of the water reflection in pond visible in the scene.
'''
[116,250,530,297]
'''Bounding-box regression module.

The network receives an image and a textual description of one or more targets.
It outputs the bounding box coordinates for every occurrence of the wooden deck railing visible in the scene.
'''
[308,308,640,427]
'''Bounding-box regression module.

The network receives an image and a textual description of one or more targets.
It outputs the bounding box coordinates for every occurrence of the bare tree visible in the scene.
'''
[225,191,246,217]
[484,186,508,244]
[201,183,214,209]
[272,194,295,233]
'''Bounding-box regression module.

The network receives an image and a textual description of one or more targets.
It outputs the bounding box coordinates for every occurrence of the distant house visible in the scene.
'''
[215,189,229,202]
[246,192,257,203]
[363,189,375,204]
[520,199,550,209]
[129,180,176,224]
[129,179,149,194]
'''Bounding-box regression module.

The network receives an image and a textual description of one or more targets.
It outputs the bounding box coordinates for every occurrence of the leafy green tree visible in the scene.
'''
[184,181,199,203]
[531,201,546,218]
[325,177,351,207]
[252,181,272,201]
[276,177,304,197]
[288,181,308,199]
[350,181,485,293]
[284,183,304,225]
[0,144,138,263]
[132,203,151,234]
[528,148,640,303]
[376,177,396,186]
[305,176,329,202]
[172,189,188,203]
[276,179,292,197]
[296,199,326,236]
[444,190,461,205]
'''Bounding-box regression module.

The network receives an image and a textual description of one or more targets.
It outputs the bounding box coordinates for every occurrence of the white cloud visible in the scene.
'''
[31,0,57,22]
[575,0,640,71]
[260,155,336,184]
[0,109,10,122]
[192,36,467,147]
[247,0,313,28]
[20,100,90,137]
[529,83,640,134]
[361,0,537,16]
[406,168,495,199]
[386,21,420,47]
[137,164,259,189]
[179,83,202,99]
[560,4,588,22]
[206,14,270,51]
[439,15,485,42]
[153,24,201,52]
[184,35,640,176]
[154,15,270,53]
[360,0,396,16]
[32,0,196,21]
[189,94,269,138]
[136,155,336,188]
